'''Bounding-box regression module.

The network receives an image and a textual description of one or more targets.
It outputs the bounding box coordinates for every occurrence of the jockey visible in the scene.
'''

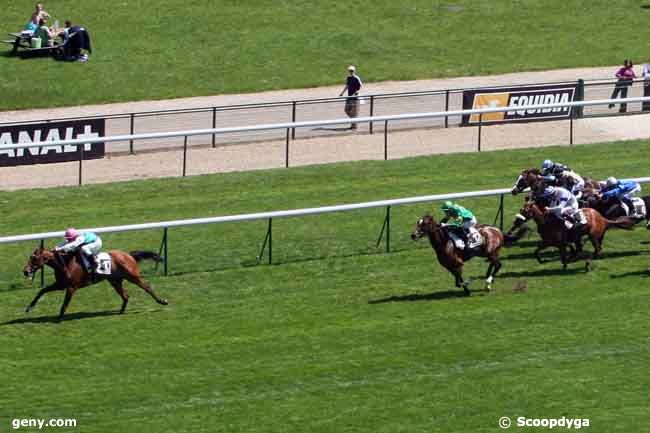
[544,169,585,199]
[55,228,103,274]
[537,186,585,228]
[440,201,478,246]
[541,159,569,177]
[600,177,641,215]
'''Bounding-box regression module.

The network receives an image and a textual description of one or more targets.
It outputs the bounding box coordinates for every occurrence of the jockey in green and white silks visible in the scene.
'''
[440,201,477,245]
[55,228,103,273]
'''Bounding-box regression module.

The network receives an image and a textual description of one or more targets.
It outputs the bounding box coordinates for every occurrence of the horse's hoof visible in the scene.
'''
[485,284,492,291]
[25,305,32,313]
[158,299,169,306]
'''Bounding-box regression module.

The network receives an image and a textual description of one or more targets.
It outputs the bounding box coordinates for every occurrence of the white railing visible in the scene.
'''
[1,96,649,151]
[0,187,514,244]
[2,177,649,245]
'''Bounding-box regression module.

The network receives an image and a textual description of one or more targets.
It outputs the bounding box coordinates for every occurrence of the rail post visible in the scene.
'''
[291,101,297,140]
[129,113,135,154]
[211,107,217,148]
[182,136,188,177]
[375,206,391,253]
[78,143,84,186]
[40,238,45,288]
[156,228,168,276]
[478,114,483,152]
[576,79,585,118]
[285,128,290,168]
[492,193,505,231]
[384,120,389,160]
[444,90,450,128]
[499,193,504,231]
[369,95,375,134]
[569,114,574,146]
[257,218,273,265]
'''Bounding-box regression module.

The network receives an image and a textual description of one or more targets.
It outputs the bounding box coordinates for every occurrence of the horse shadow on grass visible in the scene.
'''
[369,288,490,304]
[0,309,154,325]
[609,269,650,279]
[498,267,586,278]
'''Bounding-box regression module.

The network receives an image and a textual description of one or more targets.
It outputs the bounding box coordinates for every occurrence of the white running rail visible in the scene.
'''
[2,178,650,245]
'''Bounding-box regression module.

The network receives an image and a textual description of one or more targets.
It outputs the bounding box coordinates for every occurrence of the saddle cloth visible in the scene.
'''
[95,252,112,275]
[448,228,484,250]
[627,198,647,218]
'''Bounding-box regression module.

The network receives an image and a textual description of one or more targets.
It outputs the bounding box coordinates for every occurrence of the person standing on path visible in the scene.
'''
[339,65,363,129]
[642,60,650,111]
[608,60,636,113]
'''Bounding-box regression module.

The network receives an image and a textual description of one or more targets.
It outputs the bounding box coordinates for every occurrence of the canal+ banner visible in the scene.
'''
[461,83,579,125]
[0,119,105,167]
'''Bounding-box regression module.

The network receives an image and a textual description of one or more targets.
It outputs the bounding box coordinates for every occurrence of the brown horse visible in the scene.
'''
[411,215,504,294]
[519,202,636,270]
[511,168,601,196]
[23,248,168,320]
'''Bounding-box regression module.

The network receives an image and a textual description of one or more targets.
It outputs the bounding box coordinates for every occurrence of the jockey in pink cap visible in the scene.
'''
[55,228,103,274]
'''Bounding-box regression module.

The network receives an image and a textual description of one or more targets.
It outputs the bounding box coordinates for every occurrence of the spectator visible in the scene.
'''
[608,60,636,113]
[33,3,50,21]
[642,60,650,112]
[33,17,55,47]
[339,65,363,129]
[62,22,92,61]
[24,15,38,33]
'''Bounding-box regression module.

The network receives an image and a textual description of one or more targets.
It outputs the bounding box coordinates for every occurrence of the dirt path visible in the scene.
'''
[2,65,649,190]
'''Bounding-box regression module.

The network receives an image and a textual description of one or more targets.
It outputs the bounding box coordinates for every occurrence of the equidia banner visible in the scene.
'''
[0,119,105,167]
[461,83,579,125]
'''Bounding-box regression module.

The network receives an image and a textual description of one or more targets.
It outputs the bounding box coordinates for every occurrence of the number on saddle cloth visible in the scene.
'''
[95,252,112,275]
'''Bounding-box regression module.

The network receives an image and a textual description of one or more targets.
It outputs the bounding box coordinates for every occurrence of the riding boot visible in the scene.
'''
[622,197,635,216]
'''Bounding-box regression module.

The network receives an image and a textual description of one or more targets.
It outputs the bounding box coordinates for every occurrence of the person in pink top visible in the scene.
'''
[609,60,636,113]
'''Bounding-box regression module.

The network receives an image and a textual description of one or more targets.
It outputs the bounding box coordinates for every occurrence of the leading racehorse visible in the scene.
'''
[411,215,504,295]
[23,248,168,320]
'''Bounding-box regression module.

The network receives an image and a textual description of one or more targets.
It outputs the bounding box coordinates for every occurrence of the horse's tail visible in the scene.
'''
[606,216,638,230]
[129,250,164,263]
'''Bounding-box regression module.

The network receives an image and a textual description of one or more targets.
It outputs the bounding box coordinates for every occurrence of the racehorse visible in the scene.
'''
[23,248,169,320]
[506,168,601,244]
[510,168,601,196]
[515,201,636,270]
[411,215,504,295]
[580,190,650,223]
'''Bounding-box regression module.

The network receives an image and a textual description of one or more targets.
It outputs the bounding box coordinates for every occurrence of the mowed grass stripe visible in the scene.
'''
[0,139,650,432]
[2,0,650,110]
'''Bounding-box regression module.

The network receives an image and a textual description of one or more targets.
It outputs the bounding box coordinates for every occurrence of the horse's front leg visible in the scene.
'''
[534,242,550,264]
[450,266,470,296]
[58,287,76,321]
[25,282,64,313]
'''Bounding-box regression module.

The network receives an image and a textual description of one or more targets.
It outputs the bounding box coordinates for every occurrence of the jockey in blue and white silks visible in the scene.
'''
[55,228,103,273]
[600,177,641,214]
[543,169,585,199]
[541,159,569,177]
[538,186,585,226]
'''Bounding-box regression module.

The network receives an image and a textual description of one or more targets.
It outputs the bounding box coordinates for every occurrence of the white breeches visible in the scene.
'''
[461,217,477,231]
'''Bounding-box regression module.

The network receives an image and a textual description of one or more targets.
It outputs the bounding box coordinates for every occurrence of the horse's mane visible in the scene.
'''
[522,167,541,175]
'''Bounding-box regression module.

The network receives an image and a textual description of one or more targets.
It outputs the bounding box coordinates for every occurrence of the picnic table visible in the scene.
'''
[2,30,64,57]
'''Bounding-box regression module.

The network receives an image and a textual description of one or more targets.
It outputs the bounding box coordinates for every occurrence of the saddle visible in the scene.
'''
[622,198,646,218]
[447,227,484,251]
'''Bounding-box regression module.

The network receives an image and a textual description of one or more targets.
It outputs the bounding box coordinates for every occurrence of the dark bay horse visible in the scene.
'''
[581,191,650,223]
[23,248,168,320]
[506,168,601,244]
[511,168,601,196]
[411,215,504,295]
[517,202,636,270]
